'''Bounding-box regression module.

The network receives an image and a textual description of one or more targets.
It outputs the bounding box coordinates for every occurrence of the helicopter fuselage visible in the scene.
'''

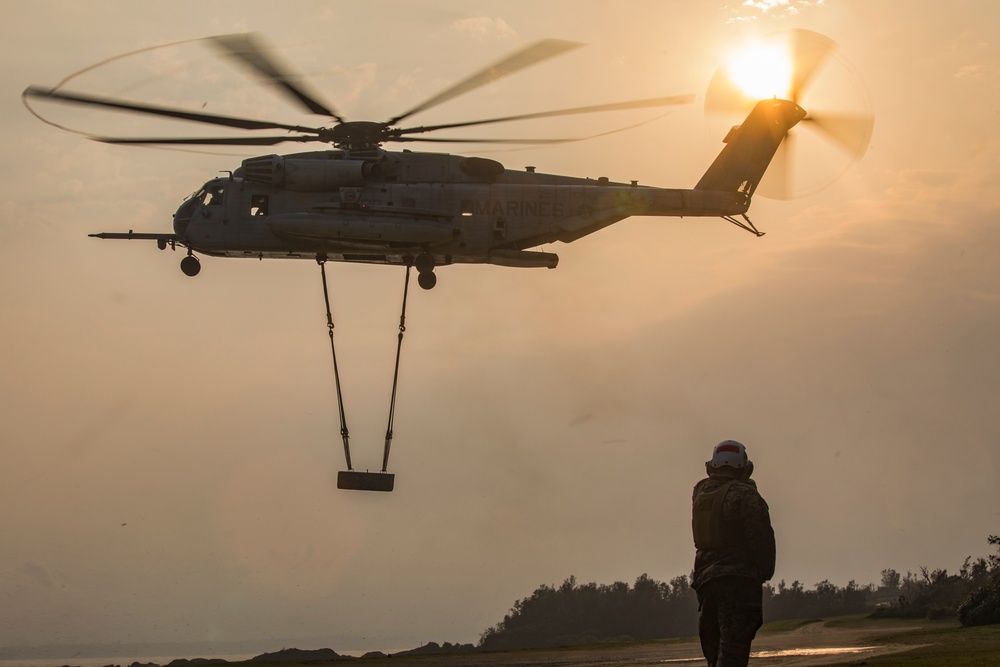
[173,147,750,273]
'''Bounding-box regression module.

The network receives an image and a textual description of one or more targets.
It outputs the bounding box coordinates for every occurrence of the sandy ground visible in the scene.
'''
[346,622,916,666]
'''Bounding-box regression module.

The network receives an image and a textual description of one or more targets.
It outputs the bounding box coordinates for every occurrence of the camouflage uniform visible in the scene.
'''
[691,473,775,667]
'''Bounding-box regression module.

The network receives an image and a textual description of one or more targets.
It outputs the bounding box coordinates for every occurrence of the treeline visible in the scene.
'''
[478,534,1000,651]
[479,574,697,651]
[763,578,872,620]
[871,534,1000,627]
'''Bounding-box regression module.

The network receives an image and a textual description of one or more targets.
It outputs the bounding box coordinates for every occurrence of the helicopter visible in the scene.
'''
[22,30,871,490]
[22,30,871,291]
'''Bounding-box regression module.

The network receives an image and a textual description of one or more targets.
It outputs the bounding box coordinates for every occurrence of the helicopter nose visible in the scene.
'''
[173,199,198,237]
[173,213,190,238]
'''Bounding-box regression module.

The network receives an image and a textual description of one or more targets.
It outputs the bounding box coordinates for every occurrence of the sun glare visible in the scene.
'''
[725,42,793,100]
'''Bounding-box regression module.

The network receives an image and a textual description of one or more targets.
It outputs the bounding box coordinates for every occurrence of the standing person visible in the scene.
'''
[691,440,776,667]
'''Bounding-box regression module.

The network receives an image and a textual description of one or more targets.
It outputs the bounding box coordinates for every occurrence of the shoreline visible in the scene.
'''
[0,619,926,667]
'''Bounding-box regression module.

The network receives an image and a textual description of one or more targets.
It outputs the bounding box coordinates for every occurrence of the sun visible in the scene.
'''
[725,41,794,101]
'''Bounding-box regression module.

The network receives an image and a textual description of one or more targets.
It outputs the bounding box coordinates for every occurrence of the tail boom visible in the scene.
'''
[695,99,806,196]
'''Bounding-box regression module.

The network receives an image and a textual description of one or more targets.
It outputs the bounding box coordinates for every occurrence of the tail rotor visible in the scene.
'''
[705,29,874,200]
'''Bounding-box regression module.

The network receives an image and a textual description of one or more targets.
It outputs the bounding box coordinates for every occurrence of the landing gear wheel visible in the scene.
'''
[180,255,201,277]
[415,252,435,274]
[417,271,437,290]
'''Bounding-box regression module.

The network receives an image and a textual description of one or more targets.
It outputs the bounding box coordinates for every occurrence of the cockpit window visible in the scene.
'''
[205,184,225,206]
[185,188,207,204]
[181,180,226,210]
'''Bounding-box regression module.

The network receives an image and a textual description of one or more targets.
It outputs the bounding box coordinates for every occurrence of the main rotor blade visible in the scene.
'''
[92,135,319,146]
[802,111,874,160]
[787,29,836,104]
[23,86,319,134]
[386,38,584,126]
[393,94,694,136]
[209,33,343,122]
[392,112,672,145]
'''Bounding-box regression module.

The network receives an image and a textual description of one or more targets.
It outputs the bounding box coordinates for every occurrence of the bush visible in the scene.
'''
[869,605,927,620]
[958,535,1000,627]
[959,576,1000,626]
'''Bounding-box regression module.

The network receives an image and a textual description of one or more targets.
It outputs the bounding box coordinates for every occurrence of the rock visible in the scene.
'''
[392,642,476,656]
[249,648,343,662]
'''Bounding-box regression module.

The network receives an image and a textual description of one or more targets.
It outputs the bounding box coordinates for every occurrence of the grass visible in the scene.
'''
[759,617,824,633]
[819,619,1000,666]
[823,613,956,630]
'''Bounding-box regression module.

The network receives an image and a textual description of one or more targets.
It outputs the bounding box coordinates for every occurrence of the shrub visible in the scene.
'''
[959,575,1000,626]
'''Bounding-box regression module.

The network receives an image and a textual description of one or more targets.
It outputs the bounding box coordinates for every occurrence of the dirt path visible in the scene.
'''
[745,621,918,665]
[348,622,917,666]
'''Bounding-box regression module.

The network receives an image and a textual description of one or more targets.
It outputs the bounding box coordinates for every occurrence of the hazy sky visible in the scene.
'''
[3,0,1000,655]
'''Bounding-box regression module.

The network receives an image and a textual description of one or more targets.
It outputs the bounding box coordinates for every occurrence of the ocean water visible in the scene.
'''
[0,645,415,667]
[0,651,260,667]
[0,654,259,667]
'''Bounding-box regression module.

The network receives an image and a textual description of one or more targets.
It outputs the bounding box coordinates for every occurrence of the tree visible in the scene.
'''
[959,535,1000,627]
[880,568,901,593]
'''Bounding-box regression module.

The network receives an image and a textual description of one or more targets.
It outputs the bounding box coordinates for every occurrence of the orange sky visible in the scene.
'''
[2,0,999,656]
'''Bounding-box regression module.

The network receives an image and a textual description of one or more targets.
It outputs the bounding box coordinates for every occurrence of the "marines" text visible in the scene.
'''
[473,200,568,217]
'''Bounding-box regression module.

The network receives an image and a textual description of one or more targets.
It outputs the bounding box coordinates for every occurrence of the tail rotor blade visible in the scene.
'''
[802,111,874,160]
[704,67,757,115]
[759,129,794,200]
[787,29,837,104]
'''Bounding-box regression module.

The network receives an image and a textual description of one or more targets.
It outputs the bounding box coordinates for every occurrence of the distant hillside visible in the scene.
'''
[249,648,346,662]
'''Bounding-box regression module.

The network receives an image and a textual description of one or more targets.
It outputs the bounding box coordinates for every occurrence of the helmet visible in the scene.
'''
[708,440,750,470]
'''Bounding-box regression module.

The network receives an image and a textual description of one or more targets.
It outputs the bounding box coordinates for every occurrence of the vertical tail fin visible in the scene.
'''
[695,99,806,196]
